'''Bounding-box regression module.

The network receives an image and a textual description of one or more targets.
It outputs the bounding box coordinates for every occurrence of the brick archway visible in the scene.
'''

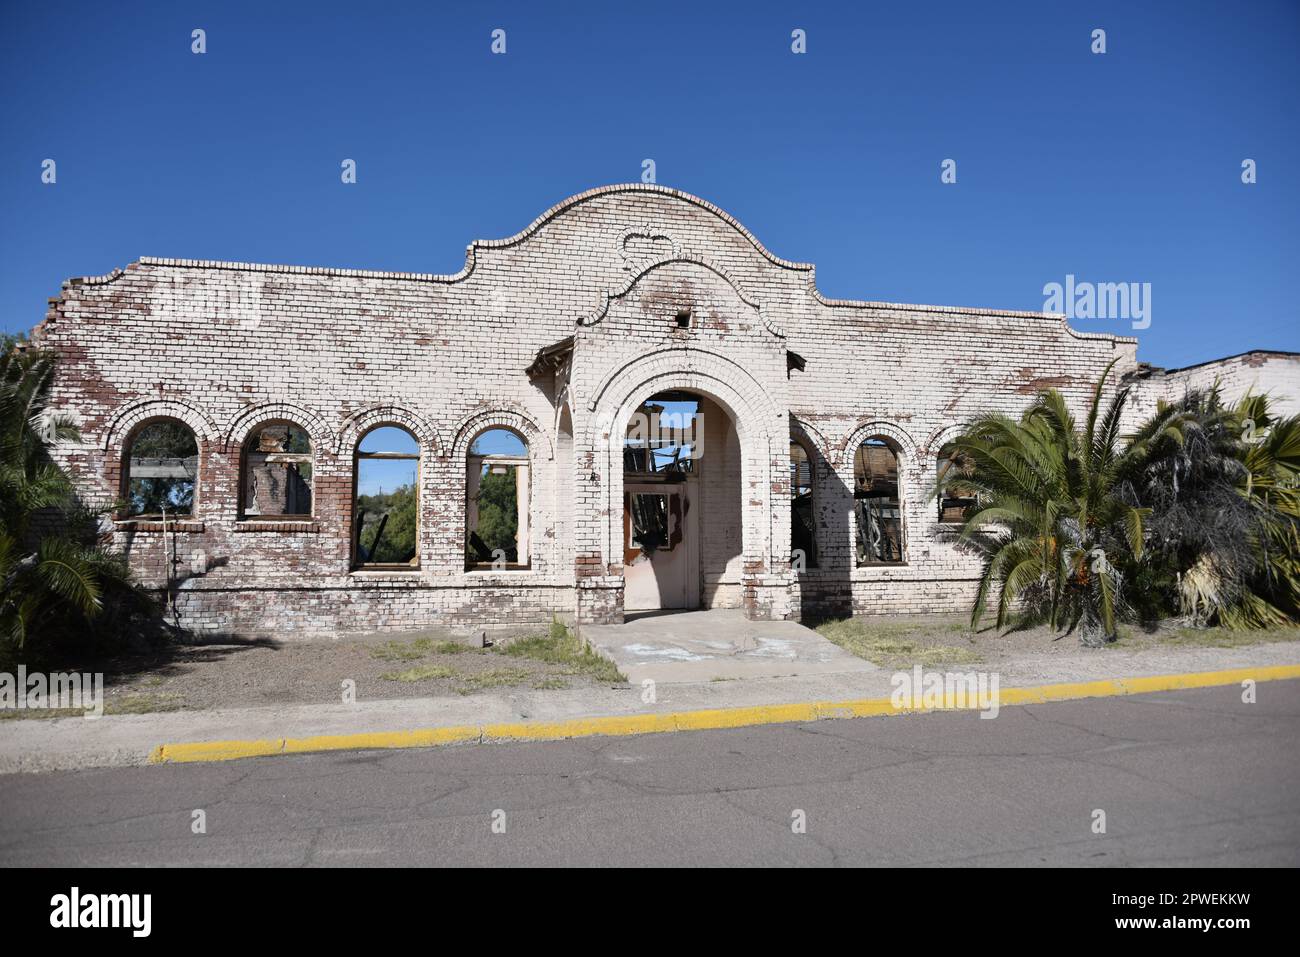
[579,353,791,623]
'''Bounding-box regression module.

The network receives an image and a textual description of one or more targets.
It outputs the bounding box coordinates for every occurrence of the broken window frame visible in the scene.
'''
[353,426,420,570]
[627,491,678,556]
[623,393,700,480]
[935,443,978,525]
[122,418,199,519]
[853,437,906,566]
[465,429,531,572]
[238,421,314,520]
[790,438,817,569]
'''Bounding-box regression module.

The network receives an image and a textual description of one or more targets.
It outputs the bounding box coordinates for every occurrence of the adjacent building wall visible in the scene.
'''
[1124,351,1300,425]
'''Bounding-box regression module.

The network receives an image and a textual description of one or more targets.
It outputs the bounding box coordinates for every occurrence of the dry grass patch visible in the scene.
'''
[104,692,186,715]
[815,613,1300,665]
[379,664,459,683]
[1112,623,1300,651]
[454,668,535,694]
[500,620,626,684]
[0,706,87,721]
[371,638,472,661]
[815,617,983,667]
[1,690,187,720]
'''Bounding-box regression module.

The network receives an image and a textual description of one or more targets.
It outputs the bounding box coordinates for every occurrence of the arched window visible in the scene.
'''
[241,422,312,518]
[124,419,199,517]
[854,438,904,565]
[936,442,977,524]
[466,428,529,570]
[354,426,419,568]
[790,440,816,569]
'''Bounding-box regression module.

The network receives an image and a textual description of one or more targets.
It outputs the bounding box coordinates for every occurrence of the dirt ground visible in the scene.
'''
[8,613,1298,719]
[15,625,627,717]
[812,614,1300,668]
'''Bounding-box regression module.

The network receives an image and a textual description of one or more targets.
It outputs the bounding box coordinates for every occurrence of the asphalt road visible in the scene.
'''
[2,681,1298,866]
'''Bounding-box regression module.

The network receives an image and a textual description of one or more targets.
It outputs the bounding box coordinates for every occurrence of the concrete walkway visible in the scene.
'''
[580,608,876,683]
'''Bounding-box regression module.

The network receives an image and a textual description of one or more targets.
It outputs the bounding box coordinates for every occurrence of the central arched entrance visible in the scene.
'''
[621,390,743,612]
[577,350,792,624]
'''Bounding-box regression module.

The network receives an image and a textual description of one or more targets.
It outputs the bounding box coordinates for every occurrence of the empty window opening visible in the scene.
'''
[627,491,683,558]
[355,426,419,568]
[125,419,198,517]
[674,308,692,329]
[854,438,904,565]
[466,428,530,570]
[790,440,817,568]
[936,443,977,524]
[624,392,701,477]
[242,423,312,518]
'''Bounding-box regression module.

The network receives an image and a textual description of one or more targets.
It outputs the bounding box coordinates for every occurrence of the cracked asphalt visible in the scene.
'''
[2,680,1298,866]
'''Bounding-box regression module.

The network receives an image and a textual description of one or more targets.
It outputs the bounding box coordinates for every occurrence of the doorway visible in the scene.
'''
[618,389,743,613]
[623,480,700,610]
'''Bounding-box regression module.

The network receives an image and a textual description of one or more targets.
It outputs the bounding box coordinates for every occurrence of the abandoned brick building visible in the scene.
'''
[31,184,1300,635]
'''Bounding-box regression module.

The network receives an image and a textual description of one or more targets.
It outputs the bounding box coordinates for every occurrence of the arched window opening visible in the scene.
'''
[124,420,199,517]
[466,428,530,570]
[241,422,312,518]
[790,440,816,569]
[355,426,419,568]
[854,438,904,565]
[936,443,977,524]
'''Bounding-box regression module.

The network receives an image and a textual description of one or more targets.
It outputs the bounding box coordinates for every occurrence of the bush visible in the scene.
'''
[1,335,160,667]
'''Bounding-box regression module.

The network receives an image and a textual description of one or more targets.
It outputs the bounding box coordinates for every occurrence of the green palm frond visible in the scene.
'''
[35,538,103,617]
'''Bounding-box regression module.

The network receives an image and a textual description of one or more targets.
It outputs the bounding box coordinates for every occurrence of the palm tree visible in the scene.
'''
[935,359,1150,646]
[0,337,135,650]
[941,360,1300,642]
[1125,386,1300,628]
[1236,395,1300,624]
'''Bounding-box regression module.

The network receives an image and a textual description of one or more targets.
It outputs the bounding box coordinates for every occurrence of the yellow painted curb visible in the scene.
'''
[147,663,1300,765]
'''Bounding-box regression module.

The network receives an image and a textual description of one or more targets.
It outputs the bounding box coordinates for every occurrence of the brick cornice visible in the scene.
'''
[50,184,1137,349]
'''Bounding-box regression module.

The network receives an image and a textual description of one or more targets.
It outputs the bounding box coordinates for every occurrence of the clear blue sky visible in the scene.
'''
[2,0,1296,368]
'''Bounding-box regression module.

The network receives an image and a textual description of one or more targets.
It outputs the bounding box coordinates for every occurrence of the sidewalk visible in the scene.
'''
[582,608,877,683]
[3,640,1299,773]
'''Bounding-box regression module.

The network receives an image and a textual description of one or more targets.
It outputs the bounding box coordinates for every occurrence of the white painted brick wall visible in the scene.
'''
[29,184,1291,634]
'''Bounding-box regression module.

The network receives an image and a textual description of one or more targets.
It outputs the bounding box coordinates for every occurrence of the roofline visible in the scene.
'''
[1138,349,1300,377]
[54,183,1137,344]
